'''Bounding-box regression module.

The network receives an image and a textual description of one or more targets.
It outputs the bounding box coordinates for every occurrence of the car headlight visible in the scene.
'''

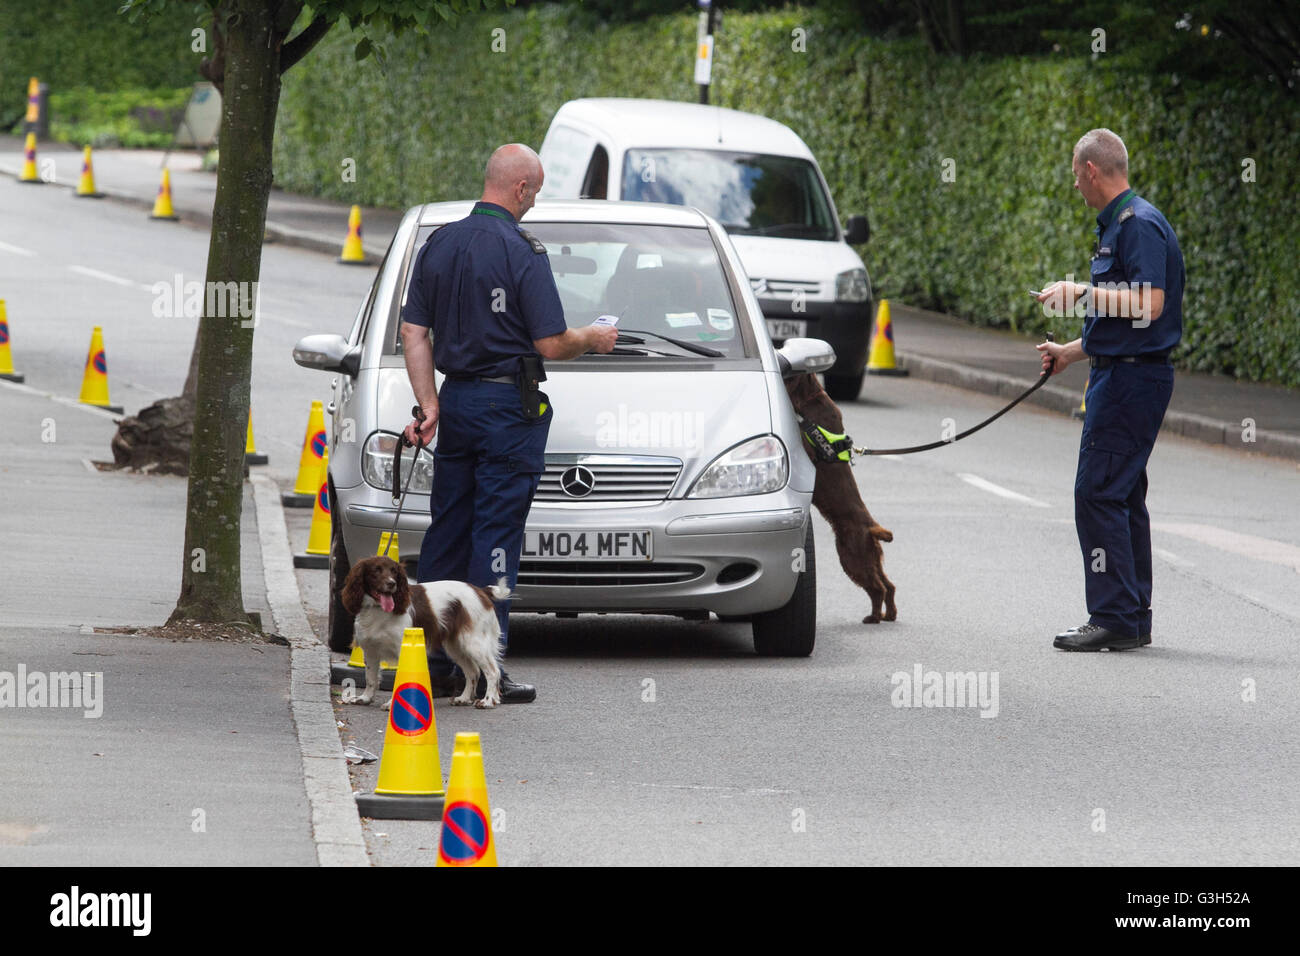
[835,267,870,303]
[361,432,435,494]
[689,435,788,498]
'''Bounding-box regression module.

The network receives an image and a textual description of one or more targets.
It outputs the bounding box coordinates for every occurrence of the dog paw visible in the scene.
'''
[474,698,497,710]
[450,695,473,707]
[861,614,881,624]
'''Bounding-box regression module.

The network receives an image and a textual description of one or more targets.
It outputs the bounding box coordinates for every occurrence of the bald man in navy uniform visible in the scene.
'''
[401,144,618,701]
[1036,128,1184,651]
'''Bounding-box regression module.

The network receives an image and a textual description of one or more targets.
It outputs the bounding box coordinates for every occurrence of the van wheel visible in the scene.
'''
[752,523,816,657]
[824,371,864,402]
[326,485,354,653]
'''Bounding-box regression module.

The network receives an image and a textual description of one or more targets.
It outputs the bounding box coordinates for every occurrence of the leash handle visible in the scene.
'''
[391,405,427,504]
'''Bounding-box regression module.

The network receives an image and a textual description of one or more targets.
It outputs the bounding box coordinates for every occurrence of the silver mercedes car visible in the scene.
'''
[293,200,835,656]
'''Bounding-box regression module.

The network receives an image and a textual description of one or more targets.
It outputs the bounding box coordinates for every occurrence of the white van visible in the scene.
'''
[539,97,874,400]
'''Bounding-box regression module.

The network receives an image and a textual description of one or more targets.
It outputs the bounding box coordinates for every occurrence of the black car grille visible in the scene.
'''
[517,560,706,587]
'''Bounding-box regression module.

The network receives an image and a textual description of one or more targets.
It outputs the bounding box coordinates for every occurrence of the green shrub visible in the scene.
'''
[48,86,192,149]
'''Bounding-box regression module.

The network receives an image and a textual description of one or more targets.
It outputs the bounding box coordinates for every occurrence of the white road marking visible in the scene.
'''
[0,377,122,418]
[1153,522,1300,574]
[259,310,313,329]
[68,265,138,288]
[878,454,904,462]
[957,472,1051,508]
[1152,546,1194,569]
[0,240,36,257]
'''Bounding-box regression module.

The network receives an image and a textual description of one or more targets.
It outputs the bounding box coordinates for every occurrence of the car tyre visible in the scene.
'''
[752,522,816,657]
[824,370,864,402]
[326,480,355,653]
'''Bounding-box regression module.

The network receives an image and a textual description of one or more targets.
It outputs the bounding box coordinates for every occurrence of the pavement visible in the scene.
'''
[3,135,1298,867]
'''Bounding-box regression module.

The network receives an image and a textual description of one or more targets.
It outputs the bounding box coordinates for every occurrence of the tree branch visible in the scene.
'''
[280,14,332,74]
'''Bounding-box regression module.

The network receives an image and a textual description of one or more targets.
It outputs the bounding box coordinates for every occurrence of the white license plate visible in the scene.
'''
[766,319,806,340]
[523,529,653,561]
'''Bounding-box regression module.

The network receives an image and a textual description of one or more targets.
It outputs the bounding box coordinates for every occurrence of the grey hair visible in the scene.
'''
[1073,128,1128,178]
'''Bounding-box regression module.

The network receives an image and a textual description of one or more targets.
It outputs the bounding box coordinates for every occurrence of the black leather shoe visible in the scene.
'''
[475,669,536,704]
[1053,622,1143,651]
[428,671,466,698]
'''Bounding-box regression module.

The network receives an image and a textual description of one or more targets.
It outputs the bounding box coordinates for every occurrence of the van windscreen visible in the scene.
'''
[622,149,837,241]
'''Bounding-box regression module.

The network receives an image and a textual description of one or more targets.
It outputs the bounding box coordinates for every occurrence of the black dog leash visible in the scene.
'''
[802,333,1058,460]
[387,404,427,541]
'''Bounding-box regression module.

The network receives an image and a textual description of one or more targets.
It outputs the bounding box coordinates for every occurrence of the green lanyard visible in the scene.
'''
[1108,191,1136,224]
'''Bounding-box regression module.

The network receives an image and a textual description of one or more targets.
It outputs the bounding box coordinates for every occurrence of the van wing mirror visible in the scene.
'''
[844,215,870,245]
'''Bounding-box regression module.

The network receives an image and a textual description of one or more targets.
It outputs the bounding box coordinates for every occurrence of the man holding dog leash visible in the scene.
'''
[400,144,619,702]
[1035,128,1184,652]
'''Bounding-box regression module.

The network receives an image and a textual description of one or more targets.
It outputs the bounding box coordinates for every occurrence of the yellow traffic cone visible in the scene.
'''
[356,627,446,820]
[245,407,268,465]
[283,400,327,507]
[19,132,41,183]
[75,145,105,198]
[437,732,497,867]
[79,326,123,414]
[338,205,366,264]
[866,298,909,376]
[378,531,400,562]
[0,300,24,383]
[293,448,331,568]
[24,77,40,131]
[150,168,179,220]
[1073,374,1089,420]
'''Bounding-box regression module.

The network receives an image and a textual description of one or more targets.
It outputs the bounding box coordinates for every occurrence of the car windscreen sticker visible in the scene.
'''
[707,308,734,331]
[665,311,702,328]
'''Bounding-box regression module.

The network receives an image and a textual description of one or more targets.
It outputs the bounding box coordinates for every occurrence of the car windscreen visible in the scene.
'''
[396,221,750,360]
[621,149,837,241]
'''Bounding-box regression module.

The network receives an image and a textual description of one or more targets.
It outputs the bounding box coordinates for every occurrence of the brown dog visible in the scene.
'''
[785,373,898,624]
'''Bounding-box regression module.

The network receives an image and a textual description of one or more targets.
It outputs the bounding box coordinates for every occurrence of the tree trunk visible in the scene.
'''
[168,0,286,625]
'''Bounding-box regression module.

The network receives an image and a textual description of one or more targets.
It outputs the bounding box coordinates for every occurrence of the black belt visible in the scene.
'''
[445,373,517,384]
[1090,352,1171,369]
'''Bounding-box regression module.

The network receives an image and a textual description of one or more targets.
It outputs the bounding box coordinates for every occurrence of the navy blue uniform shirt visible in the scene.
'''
[1082,188,1184,357]
[402,201,568,379]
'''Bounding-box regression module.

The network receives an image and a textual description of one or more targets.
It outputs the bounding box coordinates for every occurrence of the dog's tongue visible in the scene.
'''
[379,593,395,613]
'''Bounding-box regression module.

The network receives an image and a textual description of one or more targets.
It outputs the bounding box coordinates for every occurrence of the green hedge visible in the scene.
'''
[0,0,201,123]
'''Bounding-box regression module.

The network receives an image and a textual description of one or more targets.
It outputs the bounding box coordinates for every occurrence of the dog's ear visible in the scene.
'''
[339,560,367,616]
[391,567,411,615]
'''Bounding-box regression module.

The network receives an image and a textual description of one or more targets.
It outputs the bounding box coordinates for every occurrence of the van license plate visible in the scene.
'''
[523,530,653,561]
[766,319,806,340]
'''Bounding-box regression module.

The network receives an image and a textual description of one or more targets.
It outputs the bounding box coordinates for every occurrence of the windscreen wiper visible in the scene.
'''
[617,328,724,358]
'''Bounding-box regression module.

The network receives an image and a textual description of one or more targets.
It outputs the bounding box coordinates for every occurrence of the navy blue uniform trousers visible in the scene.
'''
[418,379,550,673]
[1075,362,1174,637]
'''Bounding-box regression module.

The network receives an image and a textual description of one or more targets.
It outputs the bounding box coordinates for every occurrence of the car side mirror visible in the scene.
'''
[293,334,362,377]
[776,337,837,378]
[844,215,869,245]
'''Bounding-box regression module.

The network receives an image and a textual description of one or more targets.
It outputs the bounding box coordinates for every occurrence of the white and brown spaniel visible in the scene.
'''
[339,555,508,708]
